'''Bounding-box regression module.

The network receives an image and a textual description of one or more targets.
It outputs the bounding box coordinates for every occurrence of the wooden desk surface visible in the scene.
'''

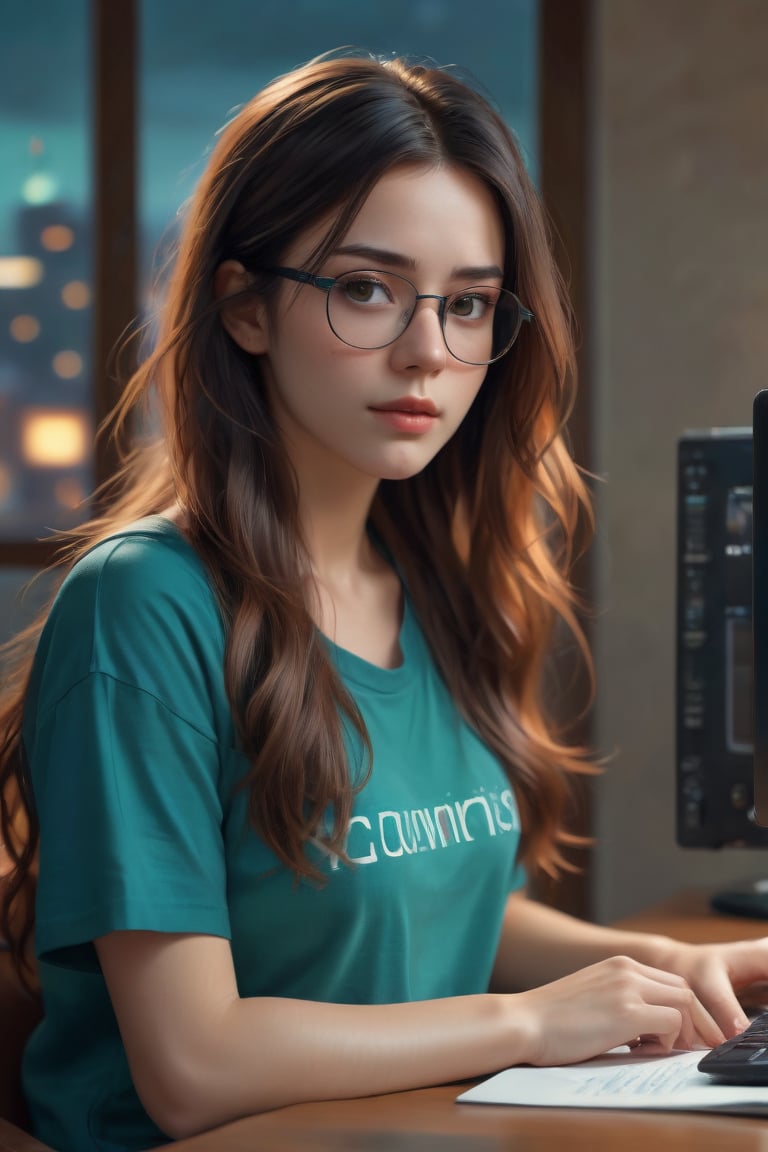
[142,889,768,1152]
[5,891,768,1152]
[613,887,768,945]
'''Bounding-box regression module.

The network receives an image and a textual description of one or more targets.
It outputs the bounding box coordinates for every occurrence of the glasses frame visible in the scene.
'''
[266,266,535,366]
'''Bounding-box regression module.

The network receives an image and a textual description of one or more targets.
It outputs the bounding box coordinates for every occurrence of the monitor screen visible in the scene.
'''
[676,426,757,848]
[676,408,768,916]
[753,389,768,823]
[726,485,753,755]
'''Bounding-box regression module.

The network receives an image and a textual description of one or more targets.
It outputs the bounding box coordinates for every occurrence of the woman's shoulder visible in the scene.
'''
[31,517,226,721]
[49,515,218,653]
[67,514,209,594]
[51,514,218,623]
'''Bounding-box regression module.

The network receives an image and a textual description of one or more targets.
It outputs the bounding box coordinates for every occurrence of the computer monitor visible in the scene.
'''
[677,425,758,847]
[676,405,768,917]
[753,389,768,825]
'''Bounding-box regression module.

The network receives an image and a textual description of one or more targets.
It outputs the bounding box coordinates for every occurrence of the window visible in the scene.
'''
[140,1,538,295]
[1,0,593,918]
[0,1,92,543]
[0,0,538,637]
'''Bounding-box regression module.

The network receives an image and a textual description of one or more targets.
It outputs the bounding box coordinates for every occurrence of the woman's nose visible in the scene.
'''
[388,299,448,373]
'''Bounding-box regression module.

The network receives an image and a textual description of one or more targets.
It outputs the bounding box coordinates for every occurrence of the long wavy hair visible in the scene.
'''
[0,51,594,980]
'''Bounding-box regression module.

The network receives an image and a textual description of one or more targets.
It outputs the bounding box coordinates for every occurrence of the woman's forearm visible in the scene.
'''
[99,931,529,1140]
[149,992,522,1139]
[99,928,726,1141]
[490,892,674,992]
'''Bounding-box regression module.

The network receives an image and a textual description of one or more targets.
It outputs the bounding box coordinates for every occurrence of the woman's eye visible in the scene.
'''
[450,293,491,320]
[342,278,389,304]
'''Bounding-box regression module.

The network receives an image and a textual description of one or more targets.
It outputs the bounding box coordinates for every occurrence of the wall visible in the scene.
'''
[592,0,768,921]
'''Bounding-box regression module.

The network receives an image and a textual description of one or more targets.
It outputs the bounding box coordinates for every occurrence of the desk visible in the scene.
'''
[5,891,768,1152]
[146,889,768,1152]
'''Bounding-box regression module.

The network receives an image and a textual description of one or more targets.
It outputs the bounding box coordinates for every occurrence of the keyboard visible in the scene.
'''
[698,1011,768,1083]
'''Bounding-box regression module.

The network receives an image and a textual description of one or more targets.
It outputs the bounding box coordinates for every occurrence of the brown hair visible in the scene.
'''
[0,51,593,979]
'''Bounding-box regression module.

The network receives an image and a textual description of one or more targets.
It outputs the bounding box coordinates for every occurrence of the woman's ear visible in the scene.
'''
[214,260,270,355]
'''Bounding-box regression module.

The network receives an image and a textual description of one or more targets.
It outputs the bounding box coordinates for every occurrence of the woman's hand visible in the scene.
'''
[647,937,768,1040]
[489,891,768,1065]
[510,954,726,1067]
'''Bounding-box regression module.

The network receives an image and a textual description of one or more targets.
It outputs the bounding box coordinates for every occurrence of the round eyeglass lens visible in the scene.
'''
[326,271,522,364]
[326,272,414,351]
[443,287,521,365]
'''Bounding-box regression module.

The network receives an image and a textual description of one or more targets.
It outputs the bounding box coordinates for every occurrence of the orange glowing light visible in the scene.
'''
[10,315,40,342]
[0,463,12,503]
[61,280,91,309]
[20,410,89,467]
[52,351,83,379]
[0,257,44,288]
[40,225,75,252]
[54,477,85,509]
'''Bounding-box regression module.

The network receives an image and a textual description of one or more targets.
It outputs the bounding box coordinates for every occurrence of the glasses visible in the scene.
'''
[267,266,534,366]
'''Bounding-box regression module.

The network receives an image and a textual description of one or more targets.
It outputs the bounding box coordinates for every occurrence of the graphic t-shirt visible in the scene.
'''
[22,517,524,1152]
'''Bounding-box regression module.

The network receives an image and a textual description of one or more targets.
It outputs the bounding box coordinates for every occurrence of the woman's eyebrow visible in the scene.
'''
[333,244,417,269]
[332,244,503,281]
[451,263,504,282]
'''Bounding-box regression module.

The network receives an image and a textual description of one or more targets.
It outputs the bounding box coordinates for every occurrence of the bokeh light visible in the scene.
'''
[52,351,83,379]
[20,410,89,467]
[10,315,41,342]
[40,224,75,252]
[61,280,91,309]
[0,257,44,288]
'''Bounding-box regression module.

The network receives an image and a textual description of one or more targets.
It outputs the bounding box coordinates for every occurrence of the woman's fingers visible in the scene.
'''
[685,974,749,1041]
[636,972,725,1049]
[600,957,727,1047]
[654,940,764,1039]
[592,957,723,1049]
[516,955,728,1067]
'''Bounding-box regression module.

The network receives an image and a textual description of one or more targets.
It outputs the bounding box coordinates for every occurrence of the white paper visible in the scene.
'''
[457,1048,768,1116]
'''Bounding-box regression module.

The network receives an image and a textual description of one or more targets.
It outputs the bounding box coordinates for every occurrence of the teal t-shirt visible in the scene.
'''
[22,517,524,1152]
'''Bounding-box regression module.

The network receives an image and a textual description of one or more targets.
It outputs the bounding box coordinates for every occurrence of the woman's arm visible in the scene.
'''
[489,890,678,989]
[96,926,725,1140]
[96,930,516,1138]
[490,890,765,1039]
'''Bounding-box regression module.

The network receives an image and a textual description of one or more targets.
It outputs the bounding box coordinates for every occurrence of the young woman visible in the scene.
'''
[1,50,767,1152]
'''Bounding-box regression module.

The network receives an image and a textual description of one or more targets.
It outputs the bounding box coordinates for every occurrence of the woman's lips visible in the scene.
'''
[369,397,438,433]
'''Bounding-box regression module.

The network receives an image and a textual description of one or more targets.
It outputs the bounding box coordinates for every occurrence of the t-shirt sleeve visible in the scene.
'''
[33,675,229,970]
[26,531,231,971]
[509,860,527,893]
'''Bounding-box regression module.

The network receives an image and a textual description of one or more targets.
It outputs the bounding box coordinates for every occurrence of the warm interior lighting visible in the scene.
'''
[10,315,41,342]
[61,280,91,309]
[52,350,83,379]
[0,463,12,503]
[20,410,89,467]
[54,477,85,509]
[0,257,44,288]
[40,225,75,252]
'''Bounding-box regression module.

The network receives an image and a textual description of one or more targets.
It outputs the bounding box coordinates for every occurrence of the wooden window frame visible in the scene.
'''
[536,0,594,918]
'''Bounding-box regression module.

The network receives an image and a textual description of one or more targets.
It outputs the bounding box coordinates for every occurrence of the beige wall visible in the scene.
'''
[592,0,768,921]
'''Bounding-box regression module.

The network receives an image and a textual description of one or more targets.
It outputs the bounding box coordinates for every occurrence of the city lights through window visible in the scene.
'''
[0,0,91,538]
[0,0,536,553]
[20,410,90,469]
[0,256,43,288]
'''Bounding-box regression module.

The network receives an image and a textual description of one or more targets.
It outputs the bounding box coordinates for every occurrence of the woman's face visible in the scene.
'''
[244,163,505,487]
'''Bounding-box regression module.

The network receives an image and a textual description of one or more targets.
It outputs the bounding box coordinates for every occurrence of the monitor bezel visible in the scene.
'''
[753,389,768,824]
